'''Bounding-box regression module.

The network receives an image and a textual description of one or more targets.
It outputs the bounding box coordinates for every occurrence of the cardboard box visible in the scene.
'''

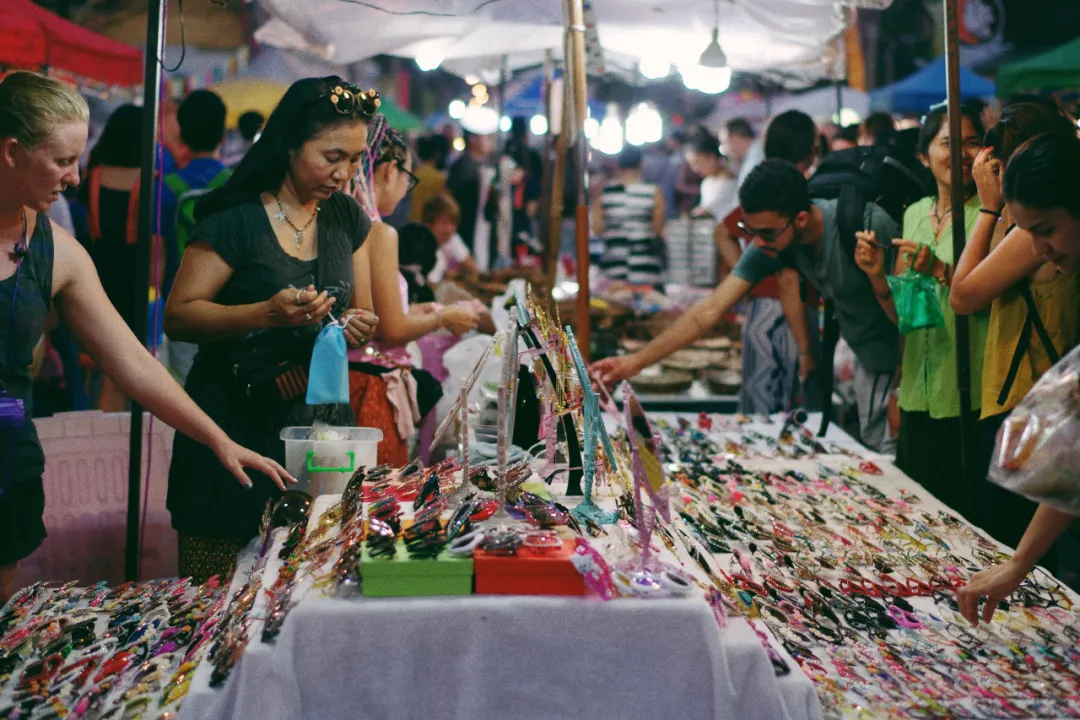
[474,539,585,596]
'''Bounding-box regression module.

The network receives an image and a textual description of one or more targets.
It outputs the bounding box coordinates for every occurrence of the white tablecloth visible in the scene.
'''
[179,440,824,720]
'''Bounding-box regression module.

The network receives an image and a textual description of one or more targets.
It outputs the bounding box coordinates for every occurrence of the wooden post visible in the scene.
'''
[944,0,973,485]
[567,0,591,361]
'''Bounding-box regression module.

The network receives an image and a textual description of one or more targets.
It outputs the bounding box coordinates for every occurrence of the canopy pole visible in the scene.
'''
[539,48,555,292]
[944,0,973,488]
[567,0,590,361]
[126,0,166,583]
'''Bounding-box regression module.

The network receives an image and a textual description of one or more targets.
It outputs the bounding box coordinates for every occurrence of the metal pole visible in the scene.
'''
[835,80,843,123]
[943,0,973,486]
[126,0,166,583]
[539,48,555,286]
[567,0,590,361]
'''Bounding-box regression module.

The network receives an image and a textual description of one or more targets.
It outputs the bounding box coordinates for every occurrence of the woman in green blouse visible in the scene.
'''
[853,104,987,515]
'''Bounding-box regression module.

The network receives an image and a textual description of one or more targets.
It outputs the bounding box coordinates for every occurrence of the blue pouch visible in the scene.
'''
[306,323,349,405]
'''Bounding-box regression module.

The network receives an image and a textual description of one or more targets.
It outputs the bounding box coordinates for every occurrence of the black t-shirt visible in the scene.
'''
[190,191,371,368]
[168,191,370,538]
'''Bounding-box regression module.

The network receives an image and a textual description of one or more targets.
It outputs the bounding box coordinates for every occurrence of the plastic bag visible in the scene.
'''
[306,323,349,405]
[989,344,1080,515]
[885,245,945,335]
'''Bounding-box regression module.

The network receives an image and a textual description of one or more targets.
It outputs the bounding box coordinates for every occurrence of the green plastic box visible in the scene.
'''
[360,543,474,597]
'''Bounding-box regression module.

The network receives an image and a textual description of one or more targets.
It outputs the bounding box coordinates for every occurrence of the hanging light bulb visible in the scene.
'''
[640,56,671,80]
[529,115,548,135]
[583,117,600,140]
[625,103,663,146]
[592,106,624,156]
[698,0,728,69]
[499,116,512,133]
[448,99,467,119]
[415,48,443,72]
[680,65,731,95]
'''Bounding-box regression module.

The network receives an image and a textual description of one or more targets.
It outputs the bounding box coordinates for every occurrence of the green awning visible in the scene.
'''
[997,38,1080,97]
[378,96,425,131]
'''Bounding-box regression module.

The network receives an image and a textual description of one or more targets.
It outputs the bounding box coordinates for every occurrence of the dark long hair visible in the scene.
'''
[984,101,1077,164]
[195,76,371,221]
[88,104,143,169]
[917,103,985,157]
[1004,133,1080,220]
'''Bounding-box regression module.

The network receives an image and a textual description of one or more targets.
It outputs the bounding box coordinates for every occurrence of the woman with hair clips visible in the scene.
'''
[854,103,987,514]
[956,132,1080,625]
[163,77,380,582]
[949,103,1080,551]
[350,117,480,466]
[0,71,290,603]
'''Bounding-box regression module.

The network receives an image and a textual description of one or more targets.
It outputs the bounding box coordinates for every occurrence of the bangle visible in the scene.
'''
[435,309,444,330]
[935,263,951,287]
[979,208,1002,218]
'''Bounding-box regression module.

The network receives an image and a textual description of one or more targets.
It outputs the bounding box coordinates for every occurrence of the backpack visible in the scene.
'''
[806,144,930,437]
[163,168,232,258]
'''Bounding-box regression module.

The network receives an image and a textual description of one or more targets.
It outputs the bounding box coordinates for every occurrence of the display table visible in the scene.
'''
[178,488,821,720]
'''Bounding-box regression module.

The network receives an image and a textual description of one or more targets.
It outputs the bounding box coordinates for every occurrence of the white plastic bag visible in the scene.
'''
[990,344,1080,515]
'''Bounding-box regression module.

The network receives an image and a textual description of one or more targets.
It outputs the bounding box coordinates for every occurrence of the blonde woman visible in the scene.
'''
[0,72,291,602]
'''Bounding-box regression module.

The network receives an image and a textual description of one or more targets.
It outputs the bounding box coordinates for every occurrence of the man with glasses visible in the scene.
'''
[594,159,901,453]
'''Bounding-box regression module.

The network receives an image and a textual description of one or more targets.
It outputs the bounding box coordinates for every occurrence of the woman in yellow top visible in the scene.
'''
[951,103,1080,549]
[955,131,1080,624]
[854,103,987,515]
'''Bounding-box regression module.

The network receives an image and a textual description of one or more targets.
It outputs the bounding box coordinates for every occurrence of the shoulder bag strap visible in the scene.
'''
[996,282,1060,407]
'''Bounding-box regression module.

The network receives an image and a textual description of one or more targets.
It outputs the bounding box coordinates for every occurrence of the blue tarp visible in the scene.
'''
[503,70,606,120]
[870,56,996,114]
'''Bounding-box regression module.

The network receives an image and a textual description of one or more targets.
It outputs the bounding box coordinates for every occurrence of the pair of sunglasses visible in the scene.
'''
[326,84,381,117]
[737,214,798,244]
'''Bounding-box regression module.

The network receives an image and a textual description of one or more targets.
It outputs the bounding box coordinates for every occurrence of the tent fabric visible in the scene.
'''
[254,0,848,88]
[0,0,142,87]
[503,71,604,120]
[995,38,1080,97]
[870,56,995,114]
[209,78,424,131]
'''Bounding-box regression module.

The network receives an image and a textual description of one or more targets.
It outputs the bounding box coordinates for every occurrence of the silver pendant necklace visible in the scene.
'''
[273,193,320,248]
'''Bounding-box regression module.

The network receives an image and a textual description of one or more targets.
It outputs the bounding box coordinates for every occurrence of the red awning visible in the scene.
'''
[0,0,143,87]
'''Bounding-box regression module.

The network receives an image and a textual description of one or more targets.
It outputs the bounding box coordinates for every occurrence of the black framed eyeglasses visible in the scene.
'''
[737,214,798,244]
[326,84,381,117]
[402,166,420,194]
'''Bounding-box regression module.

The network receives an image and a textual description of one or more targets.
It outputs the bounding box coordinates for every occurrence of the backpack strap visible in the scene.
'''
[815,189,865,437]
[163,173,190,198]
[995,281,1060,407]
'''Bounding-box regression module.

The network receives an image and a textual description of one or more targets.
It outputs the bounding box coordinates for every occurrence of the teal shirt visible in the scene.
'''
[897,196,989,418]
[733,199,901,373]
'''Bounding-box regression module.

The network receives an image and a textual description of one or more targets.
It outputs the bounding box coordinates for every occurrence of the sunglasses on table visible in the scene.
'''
[737,214,798,244]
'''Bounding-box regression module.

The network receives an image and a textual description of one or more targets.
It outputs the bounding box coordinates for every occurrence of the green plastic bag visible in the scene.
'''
[885,242,945,335]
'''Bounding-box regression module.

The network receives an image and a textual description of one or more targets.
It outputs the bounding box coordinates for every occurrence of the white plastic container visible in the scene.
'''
[280,426,383,496]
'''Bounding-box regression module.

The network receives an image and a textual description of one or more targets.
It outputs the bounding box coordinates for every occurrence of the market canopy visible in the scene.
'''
[210,77,424,131]
[870,55,995,114]
[254,0,851,88]
[995,38,1080,97]
[0,0,143,87]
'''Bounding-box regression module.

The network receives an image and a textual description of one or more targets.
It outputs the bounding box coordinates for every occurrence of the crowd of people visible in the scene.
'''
[0,72,530,599]
[2,66,1079,616]
[593,96,1080,606]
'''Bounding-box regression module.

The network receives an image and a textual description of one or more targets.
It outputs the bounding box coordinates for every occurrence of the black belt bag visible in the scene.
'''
[227,350,310,408]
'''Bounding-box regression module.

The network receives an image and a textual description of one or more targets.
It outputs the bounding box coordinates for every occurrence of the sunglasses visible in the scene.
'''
[737,214,798,244]
[326,84,381,117]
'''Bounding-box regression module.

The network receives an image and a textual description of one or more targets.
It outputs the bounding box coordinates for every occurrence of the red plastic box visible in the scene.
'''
[474,539,585,596]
